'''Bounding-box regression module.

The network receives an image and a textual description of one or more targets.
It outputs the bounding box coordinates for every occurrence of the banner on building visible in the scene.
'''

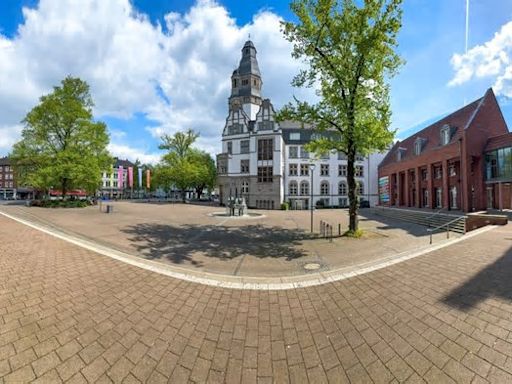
[138,168,142,188]
[128,167,133,188]
[379,176,390,204]
[146,169,150,189]
[118,165,124,190]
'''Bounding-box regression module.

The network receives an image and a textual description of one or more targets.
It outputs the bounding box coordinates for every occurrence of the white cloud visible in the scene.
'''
[107,143,161,165]
[448,21,512,96]
[0,0,306,157]
[0,125,23,152]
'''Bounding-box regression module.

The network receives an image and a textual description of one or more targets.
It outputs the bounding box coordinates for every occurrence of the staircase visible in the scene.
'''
[371,207,467,235]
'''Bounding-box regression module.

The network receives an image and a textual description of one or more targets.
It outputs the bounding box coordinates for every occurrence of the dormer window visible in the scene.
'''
[414,138,425,155]
[396,147,406,161]
[440,124,451,145]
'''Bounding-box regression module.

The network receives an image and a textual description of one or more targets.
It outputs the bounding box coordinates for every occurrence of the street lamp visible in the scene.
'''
[310,164,316,232]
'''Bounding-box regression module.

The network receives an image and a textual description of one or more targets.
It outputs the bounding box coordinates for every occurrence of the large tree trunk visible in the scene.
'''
[61,178,68,201]
[347,143,359,232]
[196,185,204,200]
[181,188,186,202]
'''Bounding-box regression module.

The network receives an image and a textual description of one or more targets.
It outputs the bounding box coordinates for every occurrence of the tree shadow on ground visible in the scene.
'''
[441,245,512,311]
[120,223,314,266]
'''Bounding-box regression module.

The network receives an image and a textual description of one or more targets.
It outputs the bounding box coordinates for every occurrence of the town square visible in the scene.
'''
[1,0,512,383]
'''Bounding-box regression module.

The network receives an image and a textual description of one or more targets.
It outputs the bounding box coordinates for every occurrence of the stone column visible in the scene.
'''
[397,172,403,206]
[415,167,421,208]
[442,159,449,209]
[427,164,434,209]
[404,170,410,207]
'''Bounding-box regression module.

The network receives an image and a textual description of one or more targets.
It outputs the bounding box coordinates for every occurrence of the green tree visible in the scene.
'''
[11,76,111,198]
[157,130,216,201]
[189,149,217,198]
[278,0,403,233]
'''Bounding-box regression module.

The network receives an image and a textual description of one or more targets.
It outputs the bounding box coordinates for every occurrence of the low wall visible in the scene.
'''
[466,214,508,231]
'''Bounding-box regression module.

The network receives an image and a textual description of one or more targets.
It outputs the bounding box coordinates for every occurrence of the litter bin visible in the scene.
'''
[106,205,113,214]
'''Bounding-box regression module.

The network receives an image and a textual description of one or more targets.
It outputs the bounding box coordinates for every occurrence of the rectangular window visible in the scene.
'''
[258,139,273,160]
[240,140,249,154]
[257,166,273,183]
[436,188,442,208]
[355,155,365,162]
[338,152,347,160]
[289,146,298,159]
[258,121,274,131]
[240,160,249,173]
[289,164,298,176]
[300,147,309,159]
[227,141,232,155]
[289,133,300,140]
[300,164,309,176]
[449,164,456,176]
[320,164,329,176]
[228,124,242,135]
[435,167,442,179]
[338,165,347,177]
[421,169,428,181]
[355,166,364,177]
[242,79,249,86]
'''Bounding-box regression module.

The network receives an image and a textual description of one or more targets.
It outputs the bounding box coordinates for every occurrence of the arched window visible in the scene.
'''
[320,181,329,196]
[357,182,364,196]
[338,182,347,196]
[300,181,309,196]
[289,181,298,196]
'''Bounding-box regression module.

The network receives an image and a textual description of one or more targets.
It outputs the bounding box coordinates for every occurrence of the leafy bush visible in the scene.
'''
[30,199,91,208]
[344,229,364,238]
[281,202,289,210]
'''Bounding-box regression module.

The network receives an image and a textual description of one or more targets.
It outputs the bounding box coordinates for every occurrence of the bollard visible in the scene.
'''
[330,225,333,242]
[338,223,341,236]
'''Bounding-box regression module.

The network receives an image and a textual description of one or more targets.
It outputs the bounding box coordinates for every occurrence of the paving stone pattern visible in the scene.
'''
[1,215,512,383]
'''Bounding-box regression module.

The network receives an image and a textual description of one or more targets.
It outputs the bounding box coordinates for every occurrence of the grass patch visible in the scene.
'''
[343,229,364,238]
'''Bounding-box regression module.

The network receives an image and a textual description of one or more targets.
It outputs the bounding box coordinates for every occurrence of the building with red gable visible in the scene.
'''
[378,88,512,212]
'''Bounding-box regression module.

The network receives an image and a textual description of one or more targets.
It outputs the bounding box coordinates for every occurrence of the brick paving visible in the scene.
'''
[1,215,512,383]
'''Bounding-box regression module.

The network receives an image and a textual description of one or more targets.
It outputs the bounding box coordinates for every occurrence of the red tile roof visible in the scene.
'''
[379,91,488,168]
[486,132,512,152]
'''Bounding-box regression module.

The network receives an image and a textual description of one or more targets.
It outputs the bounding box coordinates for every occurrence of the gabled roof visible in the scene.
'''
[114,158,135,168]
[0,156,10,166]
[486,132,512,152]
[379,89,492,168]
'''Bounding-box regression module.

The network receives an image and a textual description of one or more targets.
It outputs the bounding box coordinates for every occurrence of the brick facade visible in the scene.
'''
[378,88,510,212]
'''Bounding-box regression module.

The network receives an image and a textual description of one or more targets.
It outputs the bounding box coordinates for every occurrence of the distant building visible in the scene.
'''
[99,158,136,198]
[216,40,386,209]
[0,157,33,200]
[378,88,512,212]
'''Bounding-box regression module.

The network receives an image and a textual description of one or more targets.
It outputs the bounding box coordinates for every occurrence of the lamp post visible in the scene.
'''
[310,164,316,233]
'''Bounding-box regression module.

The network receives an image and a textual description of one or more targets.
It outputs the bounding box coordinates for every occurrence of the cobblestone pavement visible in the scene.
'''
[1,215,512,383]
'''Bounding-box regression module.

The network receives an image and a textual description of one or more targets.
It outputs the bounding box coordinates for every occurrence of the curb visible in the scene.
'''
[0,210,497,290]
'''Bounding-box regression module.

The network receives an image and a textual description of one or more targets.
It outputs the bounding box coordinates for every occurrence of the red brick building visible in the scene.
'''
[378,88,512,212]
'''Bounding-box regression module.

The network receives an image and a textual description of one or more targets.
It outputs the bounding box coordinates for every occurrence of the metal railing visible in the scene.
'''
[427,216,466,244]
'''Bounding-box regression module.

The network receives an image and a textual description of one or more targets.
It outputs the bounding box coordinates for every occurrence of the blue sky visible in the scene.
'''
[0,0,511,162]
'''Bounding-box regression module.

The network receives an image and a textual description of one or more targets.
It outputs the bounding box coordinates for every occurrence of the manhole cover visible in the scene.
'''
[303,263,321,271]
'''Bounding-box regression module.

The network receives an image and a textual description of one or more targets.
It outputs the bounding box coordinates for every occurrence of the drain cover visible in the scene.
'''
[303,263,321,271]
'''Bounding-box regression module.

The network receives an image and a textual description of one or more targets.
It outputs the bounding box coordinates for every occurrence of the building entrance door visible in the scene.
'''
[487,187,494,209]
